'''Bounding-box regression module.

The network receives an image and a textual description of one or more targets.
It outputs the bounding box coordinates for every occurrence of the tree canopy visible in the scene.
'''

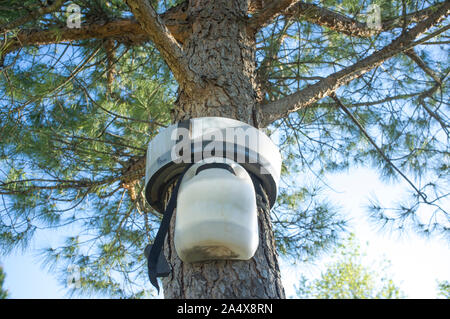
[296,234,405,299]
[0,0,448,297]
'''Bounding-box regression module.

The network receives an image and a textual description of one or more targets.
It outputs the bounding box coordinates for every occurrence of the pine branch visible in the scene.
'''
[330,93,428,203]
[404,50,449,135]
[308,92,424,109]
[0,160,146,195]
[11,45,102,117]
[249,1,446,38]
[247,0,300,33]
[404,49,442,84]
[0,0,66,33]
[1,19,146,58]
[416,71,450,136]
[256,18,291,101]
[0,176,121,194]
[105,38,117,96]
[78,83,168,128]
[0,1,191,58]
[259,1,450,127]
[125,0,202,90]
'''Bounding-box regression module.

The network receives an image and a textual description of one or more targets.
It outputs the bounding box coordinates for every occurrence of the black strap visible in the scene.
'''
[250,174,269,209]
[195,162,236,176]
[145,164,193,293]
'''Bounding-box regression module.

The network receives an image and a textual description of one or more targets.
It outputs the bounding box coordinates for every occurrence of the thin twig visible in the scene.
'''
[330,93,429,203]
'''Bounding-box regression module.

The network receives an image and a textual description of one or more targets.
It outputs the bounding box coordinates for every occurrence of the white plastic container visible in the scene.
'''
[174,157,258,263]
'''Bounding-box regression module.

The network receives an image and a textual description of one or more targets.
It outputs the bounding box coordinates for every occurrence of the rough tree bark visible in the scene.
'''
[158,0,285,299]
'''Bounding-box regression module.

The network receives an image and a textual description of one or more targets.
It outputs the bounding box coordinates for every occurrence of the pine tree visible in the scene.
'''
[0,0,448,298]
[296,234,405,299]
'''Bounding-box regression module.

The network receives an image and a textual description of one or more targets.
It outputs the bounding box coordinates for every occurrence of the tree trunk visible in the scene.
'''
[160,0,285,299]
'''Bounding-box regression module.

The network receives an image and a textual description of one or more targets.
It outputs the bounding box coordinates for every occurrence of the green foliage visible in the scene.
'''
[259,0,449,240]
[0,263,8,299]
[296,234,405,299]
[274,184,347,260]
[437,280,450,299]
[0,15,175,295]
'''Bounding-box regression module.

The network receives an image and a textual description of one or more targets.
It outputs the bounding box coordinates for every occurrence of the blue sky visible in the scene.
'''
[2,165,449,299]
